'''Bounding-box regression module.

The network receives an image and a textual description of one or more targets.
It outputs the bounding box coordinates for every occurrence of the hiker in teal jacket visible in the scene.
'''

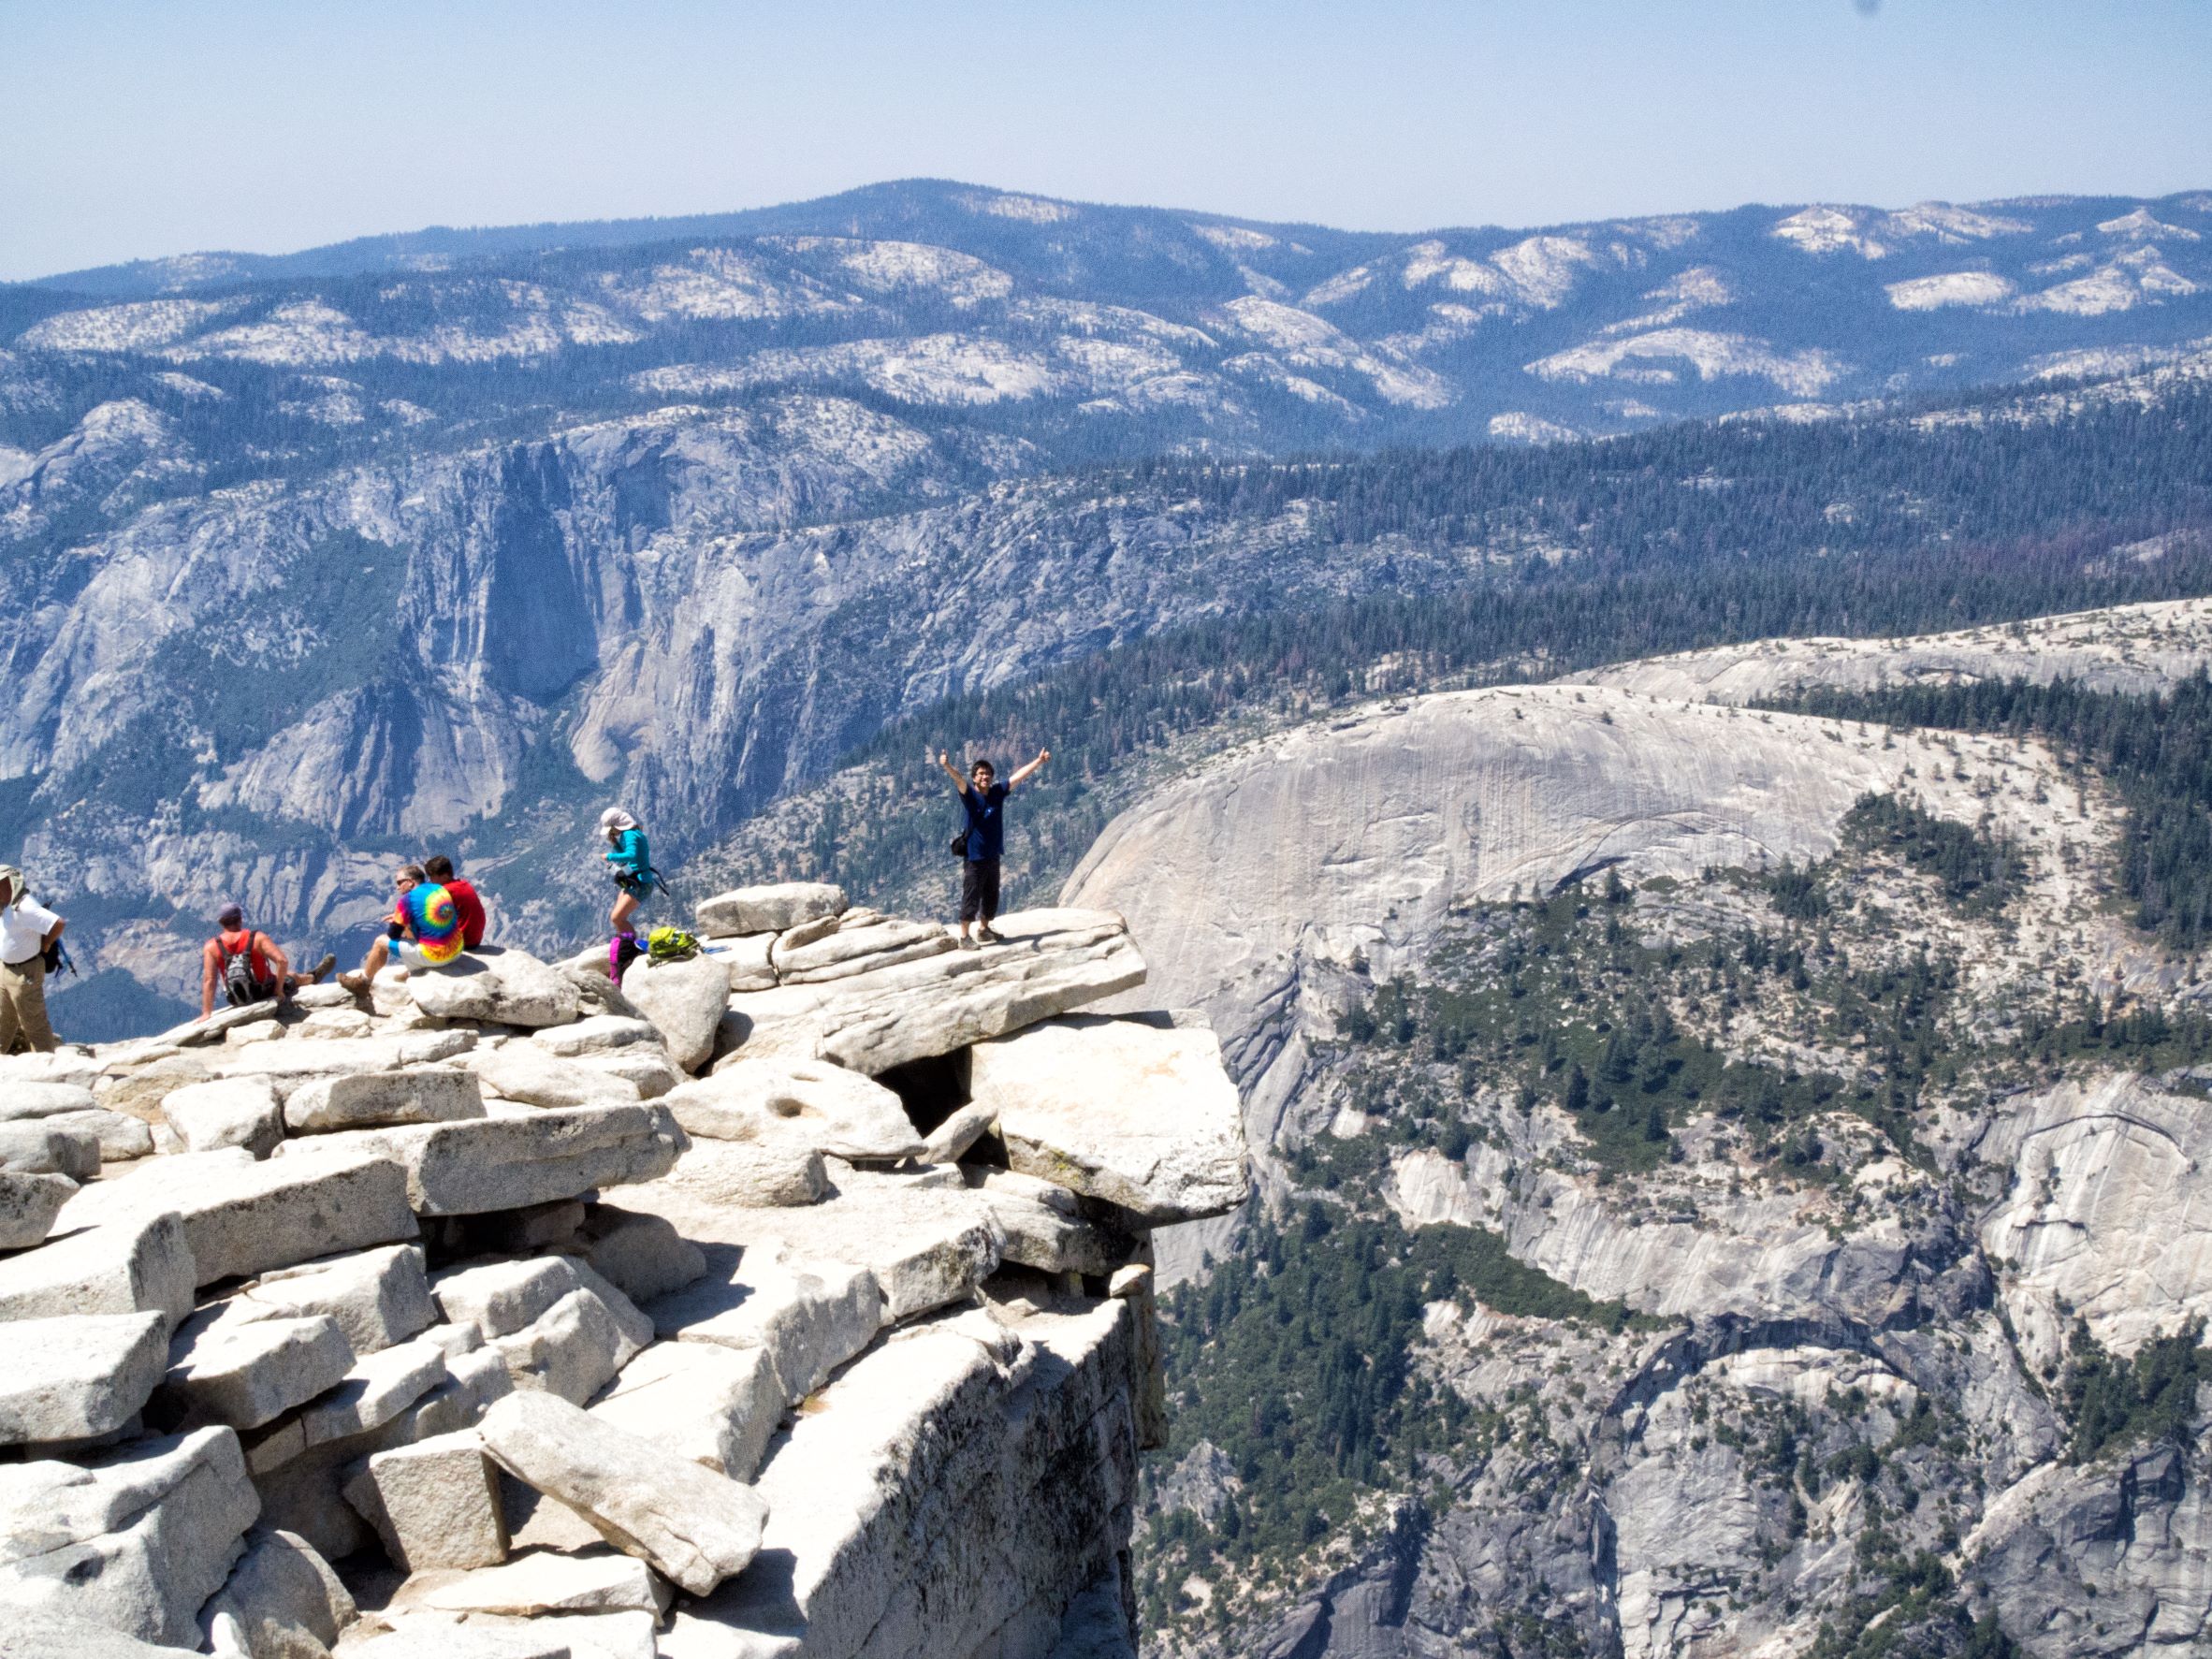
[598,808,661,973]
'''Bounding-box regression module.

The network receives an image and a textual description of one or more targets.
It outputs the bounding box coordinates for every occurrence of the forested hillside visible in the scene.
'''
[1771,675,2212,951]
[694,385,2212,918]
[5,341,2205,1036]
[5,177,2210,1033]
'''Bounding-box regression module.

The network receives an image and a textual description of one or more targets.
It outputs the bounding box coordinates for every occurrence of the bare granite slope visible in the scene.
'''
[1065,682,2123,1158]
[1569,593,2212,705]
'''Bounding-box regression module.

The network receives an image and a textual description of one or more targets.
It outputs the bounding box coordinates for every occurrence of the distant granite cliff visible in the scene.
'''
[1060,605,2212,1657]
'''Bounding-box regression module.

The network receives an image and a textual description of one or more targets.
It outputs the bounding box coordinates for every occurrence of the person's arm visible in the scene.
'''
[41,913,64,947]
[1008,748,1052,789]
[936,750,968,793]
[200,942,219,1021]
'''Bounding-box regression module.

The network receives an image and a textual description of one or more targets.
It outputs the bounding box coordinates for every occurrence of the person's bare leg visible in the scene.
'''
[611,892,639,936]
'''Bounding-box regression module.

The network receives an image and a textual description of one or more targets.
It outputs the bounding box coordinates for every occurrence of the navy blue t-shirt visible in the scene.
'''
[960,782,1010,862]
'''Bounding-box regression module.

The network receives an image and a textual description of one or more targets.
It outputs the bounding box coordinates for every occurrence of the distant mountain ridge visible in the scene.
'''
[17,179,1388,298]
[7,180,2211,458]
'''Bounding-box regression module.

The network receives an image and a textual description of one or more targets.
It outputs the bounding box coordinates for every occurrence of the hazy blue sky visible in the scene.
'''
[5,1,2209,281]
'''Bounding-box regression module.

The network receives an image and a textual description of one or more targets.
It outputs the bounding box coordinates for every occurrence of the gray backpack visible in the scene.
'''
[220,934,276,1007]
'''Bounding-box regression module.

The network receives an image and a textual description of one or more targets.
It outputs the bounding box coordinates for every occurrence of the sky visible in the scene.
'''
[4,0,2210,282]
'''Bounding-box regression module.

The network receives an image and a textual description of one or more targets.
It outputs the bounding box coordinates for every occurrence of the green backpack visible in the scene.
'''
[646,925,701,965]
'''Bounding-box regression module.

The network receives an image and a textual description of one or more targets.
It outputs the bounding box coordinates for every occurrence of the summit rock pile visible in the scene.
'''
[0,892,1247,1659]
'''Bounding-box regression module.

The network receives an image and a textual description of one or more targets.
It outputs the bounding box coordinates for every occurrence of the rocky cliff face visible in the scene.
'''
[0,894,1250,1659]
[8,291,2210,1040]
[1067,681,2131,1188]
[3,391,1503,1025]
[1064,616,2212,1657]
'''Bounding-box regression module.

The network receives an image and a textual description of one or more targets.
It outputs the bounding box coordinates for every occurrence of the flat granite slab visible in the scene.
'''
[57,1145,417,1285]
[715,910,1145,1077]
[619,1166,1000,1324]
[271,1105,682,1216]
[968,1013,1250,1223]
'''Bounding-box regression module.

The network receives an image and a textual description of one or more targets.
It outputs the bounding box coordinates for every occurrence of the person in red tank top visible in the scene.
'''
[198,903,338,1020]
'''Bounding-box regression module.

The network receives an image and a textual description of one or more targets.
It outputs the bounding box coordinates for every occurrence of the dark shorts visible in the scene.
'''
[960,858,1001,924]
[224,975,279,1010]
[614,873,652,900]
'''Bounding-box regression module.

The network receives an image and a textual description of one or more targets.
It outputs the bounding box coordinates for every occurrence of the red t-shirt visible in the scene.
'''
[444,879,488,948]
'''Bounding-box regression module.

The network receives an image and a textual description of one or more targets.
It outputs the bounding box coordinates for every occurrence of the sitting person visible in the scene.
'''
[337,865,427,992]
[423,855,488,948]
[199,904,336,1018]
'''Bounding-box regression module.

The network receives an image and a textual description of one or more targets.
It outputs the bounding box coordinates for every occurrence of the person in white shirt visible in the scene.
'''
[0,865,64,1055]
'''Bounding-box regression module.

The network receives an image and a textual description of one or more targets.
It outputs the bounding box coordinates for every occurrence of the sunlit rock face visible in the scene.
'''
[0,901,1247,1659]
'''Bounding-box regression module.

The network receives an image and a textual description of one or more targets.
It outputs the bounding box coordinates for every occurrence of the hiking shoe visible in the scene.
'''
[308,953,337,983]
[958,936,982,952]
[976,926,1003,945]
[336,969,368,994]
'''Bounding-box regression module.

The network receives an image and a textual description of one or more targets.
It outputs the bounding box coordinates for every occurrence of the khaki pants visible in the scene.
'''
[0,953,57,1054]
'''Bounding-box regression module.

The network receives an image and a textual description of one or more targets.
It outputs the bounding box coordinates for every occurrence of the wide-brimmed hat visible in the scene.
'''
[597,808,638,836]
[0,866,20,904]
